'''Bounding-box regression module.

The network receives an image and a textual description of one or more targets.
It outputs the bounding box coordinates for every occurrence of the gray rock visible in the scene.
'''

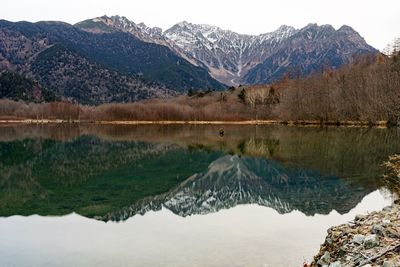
[372,224,385,236]
[382,219,391,226]
[317,251,331,266]
[363,234,379,249]
[352,234,365,245]
[329,261,342,267]
[383,260,397,267]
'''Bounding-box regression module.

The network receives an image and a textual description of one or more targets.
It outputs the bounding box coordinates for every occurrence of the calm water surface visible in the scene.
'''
[0,124,398,266]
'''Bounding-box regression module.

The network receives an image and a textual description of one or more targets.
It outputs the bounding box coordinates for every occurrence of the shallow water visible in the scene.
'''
[0,124,398,266]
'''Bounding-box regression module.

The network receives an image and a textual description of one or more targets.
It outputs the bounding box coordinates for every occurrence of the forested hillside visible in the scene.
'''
[0,19,224,104]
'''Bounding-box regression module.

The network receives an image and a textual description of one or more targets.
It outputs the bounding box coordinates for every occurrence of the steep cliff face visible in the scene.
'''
[164,22,376,85]
[164,22,298,85]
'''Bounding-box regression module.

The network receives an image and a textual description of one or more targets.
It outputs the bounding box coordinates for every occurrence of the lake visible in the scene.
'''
[0,124,398,266]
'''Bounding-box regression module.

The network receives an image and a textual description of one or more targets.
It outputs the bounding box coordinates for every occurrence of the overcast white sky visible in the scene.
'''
[1,0,399,50]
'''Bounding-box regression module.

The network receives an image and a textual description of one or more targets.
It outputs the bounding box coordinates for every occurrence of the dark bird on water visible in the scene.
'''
[219,128,224,136]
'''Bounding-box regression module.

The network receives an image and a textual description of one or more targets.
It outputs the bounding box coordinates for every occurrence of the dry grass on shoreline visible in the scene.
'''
[0,118,391,128]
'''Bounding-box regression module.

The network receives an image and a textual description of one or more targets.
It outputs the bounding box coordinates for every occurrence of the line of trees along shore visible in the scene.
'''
[1,52,399,125]
[275,52,400,125]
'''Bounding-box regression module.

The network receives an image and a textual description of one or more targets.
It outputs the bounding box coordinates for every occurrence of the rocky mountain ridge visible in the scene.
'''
[164,22,376,85]
[77,16,376,85]
[76,15,200,66]
[164,22,299,85]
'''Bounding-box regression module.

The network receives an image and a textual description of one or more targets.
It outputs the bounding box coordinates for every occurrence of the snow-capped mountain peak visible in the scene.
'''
[75,16,377,86]
[259,25,297,42]
[163,22,299,85]
[75,16,201,66]
[76,15,164,42]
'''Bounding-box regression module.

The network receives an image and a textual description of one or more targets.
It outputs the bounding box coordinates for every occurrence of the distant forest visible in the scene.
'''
[1,51,399,125]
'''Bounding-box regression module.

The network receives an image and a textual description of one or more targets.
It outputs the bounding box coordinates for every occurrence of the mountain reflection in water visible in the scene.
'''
[104,154,373,221]
[0,124,398,221]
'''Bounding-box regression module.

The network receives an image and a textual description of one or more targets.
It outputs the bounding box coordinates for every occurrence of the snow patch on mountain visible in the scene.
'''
[76,16,377,86]
[163,22,298,85]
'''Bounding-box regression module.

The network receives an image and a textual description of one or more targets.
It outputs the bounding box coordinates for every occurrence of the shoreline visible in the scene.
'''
[0,119,393,127]
[311,155,400,266]
[311,203,400,267]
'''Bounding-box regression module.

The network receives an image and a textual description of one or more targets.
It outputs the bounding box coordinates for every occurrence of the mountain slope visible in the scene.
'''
[0,71,57,102]
[244,24,376,84]
[76,15,202,67]
[0,19,225,103]
[0,22,174,104]
[164,22,377,85]
[31,44,177,104]
[164,22,298,85]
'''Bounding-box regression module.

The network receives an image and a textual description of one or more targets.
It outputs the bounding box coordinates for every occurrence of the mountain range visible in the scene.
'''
[0,15,377,103]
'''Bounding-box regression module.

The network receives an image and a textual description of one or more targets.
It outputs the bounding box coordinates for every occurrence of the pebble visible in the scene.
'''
[317,251,331,266]
[372,224,385,236]
[352,234,365,245]
[363,234,379,249]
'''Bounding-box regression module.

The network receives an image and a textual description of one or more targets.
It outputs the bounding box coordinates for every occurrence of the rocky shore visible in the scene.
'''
[311,155,400,267]
[311,202,400,267]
